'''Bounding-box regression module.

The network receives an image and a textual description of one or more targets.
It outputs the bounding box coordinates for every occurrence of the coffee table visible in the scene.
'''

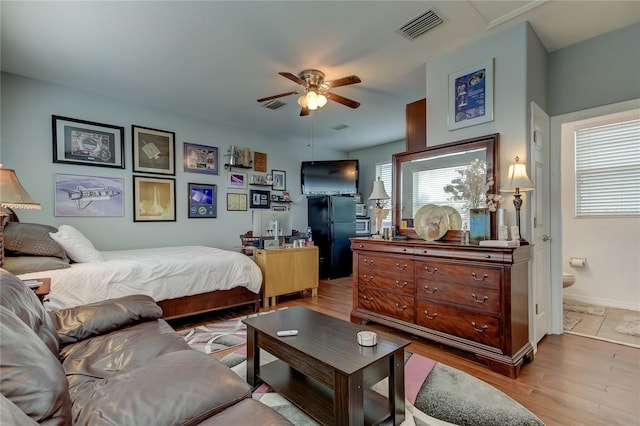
[243,306,410,425]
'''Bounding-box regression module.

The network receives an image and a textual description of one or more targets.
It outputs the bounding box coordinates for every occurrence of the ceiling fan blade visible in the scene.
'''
[325,92,361,109]
[279,72,309,87]
[256,91,300,103]
[300,106,310,117]
[325,75,361,89]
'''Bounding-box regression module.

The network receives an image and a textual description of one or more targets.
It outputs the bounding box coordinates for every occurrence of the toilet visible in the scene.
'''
[562,272,576,288]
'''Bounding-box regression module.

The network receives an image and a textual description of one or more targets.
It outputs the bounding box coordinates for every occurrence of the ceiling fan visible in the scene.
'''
[257,69,361,116]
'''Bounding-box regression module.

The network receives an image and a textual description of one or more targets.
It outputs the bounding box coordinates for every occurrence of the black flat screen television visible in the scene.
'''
[301,160,359,195]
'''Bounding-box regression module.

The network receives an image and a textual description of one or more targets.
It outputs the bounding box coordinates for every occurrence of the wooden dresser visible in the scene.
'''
[350,237,533,378]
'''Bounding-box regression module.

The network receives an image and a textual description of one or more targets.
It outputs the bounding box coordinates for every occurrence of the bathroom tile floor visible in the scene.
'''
[564,303,640,348]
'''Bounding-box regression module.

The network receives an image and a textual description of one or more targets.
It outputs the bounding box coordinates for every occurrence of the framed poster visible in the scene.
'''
[448,58,494,130]
[227,171,247,189]
[227,193,248,211]
[188,183,216,218]
[249,189,270,209]
[133,175,176,222]
[271,169,286,191]
[132,125,175,175]
[52,115,125,168]
[183,142,219,175]
[54,173,124,217]
[253,152,267,172]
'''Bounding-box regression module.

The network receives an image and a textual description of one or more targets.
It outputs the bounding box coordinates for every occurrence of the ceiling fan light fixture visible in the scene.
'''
[317,94,327,107]
[306,90,319,109]
[297,95,308,107]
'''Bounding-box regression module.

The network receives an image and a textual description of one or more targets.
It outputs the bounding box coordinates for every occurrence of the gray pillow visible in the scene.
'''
[3,256,70,275]
[4,222,67,258]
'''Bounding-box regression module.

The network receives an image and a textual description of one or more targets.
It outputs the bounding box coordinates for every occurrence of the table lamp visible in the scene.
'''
[500,156,534,243]
[0,164,41,266]
[368,178,390,239]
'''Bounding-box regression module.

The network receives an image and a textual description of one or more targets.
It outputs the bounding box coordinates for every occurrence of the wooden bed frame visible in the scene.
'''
[158,286,260,320]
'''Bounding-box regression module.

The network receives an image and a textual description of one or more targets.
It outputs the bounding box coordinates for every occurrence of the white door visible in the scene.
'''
[530,101,551,348]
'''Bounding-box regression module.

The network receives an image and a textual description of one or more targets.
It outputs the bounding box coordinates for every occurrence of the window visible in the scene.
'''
[575,115,640,216]
[412,165,471,226]
[375,162,393,226]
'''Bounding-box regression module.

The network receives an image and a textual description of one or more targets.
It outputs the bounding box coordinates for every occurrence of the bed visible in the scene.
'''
[4,223,262,319]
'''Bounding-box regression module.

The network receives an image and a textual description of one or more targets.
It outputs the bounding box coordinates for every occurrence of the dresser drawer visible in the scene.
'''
[358,254,414,274]
[415,300,500,348]
[416,279,500,313]
[351,240,414,255]
[359,272,414,295]
[415,260,501,289]
[357,287,414,323]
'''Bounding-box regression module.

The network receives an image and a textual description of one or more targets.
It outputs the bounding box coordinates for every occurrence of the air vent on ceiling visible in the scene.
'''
[332,124,350,131]
[396,9,443,40]
[261,100,286,110]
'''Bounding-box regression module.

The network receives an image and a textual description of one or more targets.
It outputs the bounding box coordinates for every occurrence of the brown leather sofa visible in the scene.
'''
[0,268,291,426]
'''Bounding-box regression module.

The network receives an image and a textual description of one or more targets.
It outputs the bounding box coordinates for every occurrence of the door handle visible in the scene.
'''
[542,235,551,242]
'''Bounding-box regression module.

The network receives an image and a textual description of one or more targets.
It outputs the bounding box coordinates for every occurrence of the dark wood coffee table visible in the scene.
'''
[243,306,411,425]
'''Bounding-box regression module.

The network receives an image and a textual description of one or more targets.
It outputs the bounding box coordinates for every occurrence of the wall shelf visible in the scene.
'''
[224,163,252,170]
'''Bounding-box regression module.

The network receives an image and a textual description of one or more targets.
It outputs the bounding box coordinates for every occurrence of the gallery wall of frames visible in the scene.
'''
[52,115,290,222]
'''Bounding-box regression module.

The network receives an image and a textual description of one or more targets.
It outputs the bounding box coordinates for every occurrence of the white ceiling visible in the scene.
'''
[2,1,638,151]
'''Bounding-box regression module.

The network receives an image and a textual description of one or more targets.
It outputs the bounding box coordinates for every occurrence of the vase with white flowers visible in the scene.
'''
[443,159,500,241]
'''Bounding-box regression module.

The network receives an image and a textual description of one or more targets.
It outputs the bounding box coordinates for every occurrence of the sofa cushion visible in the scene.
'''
[199,399,293,425]
[70,350,252,426]
[49,224,103,263]
[0,306,72,426]
[3,255,70,275]
[51,294,163,346]
[3,222,67,258]
[0,268,59,355]
[61,318,191,392]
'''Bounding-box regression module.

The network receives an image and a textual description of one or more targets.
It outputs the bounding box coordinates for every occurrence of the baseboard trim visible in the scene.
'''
[563,293,640,312]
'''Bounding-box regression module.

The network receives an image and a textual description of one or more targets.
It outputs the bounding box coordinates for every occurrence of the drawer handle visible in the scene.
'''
[471,272,489,281]
[395,280,408,288]
[422,250,428,254]
[422,310,438,320]
[423,285,439,294]
[471,322,489,332]
[359,244,364,248]
[402,248,408,252]
[363,258,374,266]
[423,266,438,274]
[395,263,408,271]
[471,294,489,303]
[363,274,374,282]
[395,303,408,311]
[362,295,374,303]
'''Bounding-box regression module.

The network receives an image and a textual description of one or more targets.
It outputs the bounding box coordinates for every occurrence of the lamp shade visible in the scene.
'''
[368,179,390,201]
[501,157,534,192]
[0,166,41,209]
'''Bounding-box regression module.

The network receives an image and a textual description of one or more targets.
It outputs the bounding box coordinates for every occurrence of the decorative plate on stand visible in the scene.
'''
[441,206,463,230]
[414,204,450,241]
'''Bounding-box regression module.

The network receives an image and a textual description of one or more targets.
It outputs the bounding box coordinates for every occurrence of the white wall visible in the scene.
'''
[0,72,347,251]
[556,101,640,311]
[426,22,534,240]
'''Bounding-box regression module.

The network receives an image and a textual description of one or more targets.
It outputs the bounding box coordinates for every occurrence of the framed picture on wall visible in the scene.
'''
[227,171,247,189]
[227,193,247,211]
[448,58,494,130]
[132,125,175,175]
[183,142,219,175]
[52,115,125,168]
[54,173,124,217]
[188,183,216,218]
[133,175,176,222]
[249,189,270,209]
[271,169,286,191]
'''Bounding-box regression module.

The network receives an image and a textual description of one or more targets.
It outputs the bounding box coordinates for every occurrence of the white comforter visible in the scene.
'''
[18,246,262,310]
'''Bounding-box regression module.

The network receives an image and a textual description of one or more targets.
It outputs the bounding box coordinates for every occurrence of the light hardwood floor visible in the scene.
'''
[170,277,640,426]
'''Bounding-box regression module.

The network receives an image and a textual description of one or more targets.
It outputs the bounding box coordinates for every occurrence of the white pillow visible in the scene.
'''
[49,225,103,263]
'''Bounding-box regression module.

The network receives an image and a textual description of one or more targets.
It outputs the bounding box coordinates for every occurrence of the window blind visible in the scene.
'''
[575,117,640,216]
